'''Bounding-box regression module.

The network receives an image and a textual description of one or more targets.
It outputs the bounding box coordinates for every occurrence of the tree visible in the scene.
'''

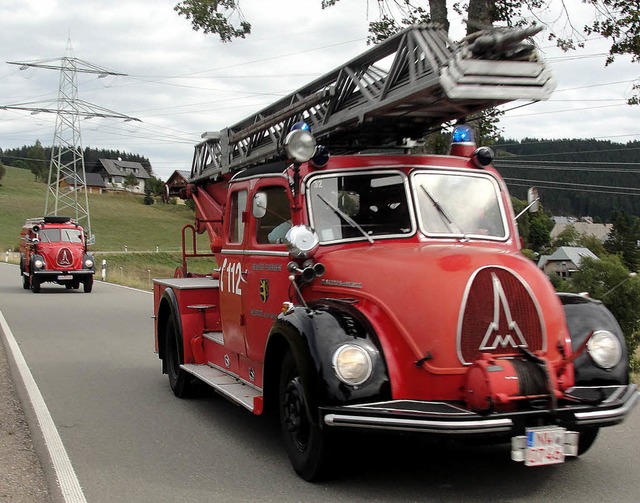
[174,1,640,102]
[27,140,47,182]
[605,210,640,271]
[123,172,139,193]
[146,176,166,197]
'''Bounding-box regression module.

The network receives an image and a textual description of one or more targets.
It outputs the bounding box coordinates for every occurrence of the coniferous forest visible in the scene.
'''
[493,138,640,220]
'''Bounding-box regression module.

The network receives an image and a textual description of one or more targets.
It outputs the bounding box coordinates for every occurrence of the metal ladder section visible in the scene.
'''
[190,24,556,183]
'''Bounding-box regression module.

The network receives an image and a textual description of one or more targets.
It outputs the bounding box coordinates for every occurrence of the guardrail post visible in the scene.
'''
[101,259,107,281]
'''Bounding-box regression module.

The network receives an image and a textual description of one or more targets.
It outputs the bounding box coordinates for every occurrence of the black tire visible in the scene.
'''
[165,314,196,398]
[72,279,80,289]
[31,276,40,293]
[22,273,31,290]
[577,428,599,456]
[65,283,73,290]
[83,276,93,293]
[279,351,331,481]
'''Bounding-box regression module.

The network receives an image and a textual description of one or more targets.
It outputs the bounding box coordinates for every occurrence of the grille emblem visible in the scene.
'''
[57,248,73,267]
[458,267,544,364]
[479,273,528,351]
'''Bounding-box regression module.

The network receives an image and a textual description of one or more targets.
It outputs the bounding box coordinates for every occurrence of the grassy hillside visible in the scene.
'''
[0,166,216,286]
[0,165,200,252]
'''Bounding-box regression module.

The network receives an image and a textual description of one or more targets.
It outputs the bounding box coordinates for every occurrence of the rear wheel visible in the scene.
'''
[165,314,196,398]
[279,350,331,481]
[83,276,93,293]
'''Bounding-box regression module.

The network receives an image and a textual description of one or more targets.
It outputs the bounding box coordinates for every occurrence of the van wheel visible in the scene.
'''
[165,313,196,398]
[577,428,599,456]
[31,276,40,293]
[22,273,31,290]
[279,350,331,481]
[83,276,93,293]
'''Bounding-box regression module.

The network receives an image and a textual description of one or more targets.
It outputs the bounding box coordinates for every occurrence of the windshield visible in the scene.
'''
[307,172,413,243]
[39,228,84,244]
[413,172,507,239]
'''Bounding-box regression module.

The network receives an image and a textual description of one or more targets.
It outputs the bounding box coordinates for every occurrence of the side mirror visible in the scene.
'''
[253,192,267,219]
[527,187,539,214]
[514,187,540,221]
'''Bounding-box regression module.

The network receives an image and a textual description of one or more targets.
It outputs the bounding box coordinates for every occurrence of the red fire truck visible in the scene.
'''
[19,216,95,293]
[152,25,637,480]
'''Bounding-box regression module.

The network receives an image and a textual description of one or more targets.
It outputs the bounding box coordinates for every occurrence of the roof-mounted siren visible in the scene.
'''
[448,124,495,168]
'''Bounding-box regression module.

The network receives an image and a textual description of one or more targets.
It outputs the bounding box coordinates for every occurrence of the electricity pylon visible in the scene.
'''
[6,39,139,242]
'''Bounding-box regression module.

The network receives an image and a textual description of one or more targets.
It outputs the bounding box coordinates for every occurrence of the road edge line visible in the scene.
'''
[0,310,87,503]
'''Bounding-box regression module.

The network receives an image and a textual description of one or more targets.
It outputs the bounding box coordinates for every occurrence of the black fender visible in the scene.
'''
[559,293,629,385]
[265,299,390,415]
[156,287,184,372]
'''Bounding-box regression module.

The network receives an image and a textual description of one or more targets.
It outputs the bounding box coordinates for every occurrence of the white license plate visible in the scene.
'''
[524,426,566,466]
[58,275,73,280]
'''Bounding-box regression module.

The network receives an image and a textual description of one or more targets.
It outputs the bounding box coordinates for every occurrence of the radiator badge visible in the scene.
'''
[479,273,529,351]
[57,248,73,267]
[458,267,545,364]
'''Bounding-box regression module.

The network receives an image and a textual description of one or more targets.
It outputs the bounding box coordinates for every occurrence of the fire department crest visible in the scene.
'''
[457,267,545,364]
[259,279,269,302]
[56,248,73,267]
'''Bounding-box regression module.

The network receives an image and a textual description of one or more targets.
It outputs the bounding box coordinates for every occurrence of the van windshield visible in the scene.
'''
[307,171,413,243]
[39,228,84,244]
[412,172,507,239]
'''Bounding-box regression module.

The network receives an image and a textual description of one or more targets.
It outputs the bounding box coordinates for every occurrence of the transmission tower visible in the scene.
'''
[6,39,139,242]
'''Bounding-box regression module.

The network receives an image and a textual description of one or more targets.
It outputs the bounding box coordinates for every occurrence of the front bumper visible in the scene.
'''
[31,269,95,277]
[321,384,638,435]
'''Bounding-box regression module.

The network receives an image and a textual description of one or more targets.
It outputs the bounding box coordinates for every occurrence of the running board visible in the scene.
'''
[181,363,262,413]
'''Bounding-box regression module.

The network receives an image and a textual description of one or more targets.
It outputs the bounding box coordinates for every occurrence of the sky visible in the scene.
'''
[1,0,638,181]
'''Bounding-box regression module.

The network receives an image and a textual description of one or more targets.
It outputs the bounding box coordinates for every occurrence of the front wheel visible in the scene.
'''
[279,351,331,481]
[83,276,93,293]
[577,427,599,456]
[31,276,40,293]
[22,273,31,290]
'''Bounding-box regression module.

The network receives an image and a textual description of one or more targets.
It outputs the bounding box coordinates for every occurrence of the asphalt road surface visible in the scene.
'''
[1,261,639,503]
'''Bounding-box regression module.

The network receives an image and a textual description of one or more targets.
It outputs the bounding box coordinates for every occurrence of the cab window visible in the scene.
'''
[256,186,292,244]
[229,190,248,243]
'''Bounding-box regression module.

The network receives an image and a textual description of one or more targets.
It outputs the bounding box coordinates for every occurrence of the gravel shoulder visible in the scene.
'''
[0,336,51,502]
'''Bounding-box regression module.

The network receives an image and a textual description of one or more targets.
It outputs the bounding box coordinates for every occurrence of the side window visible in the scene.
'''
[229,190,248,243]
[256,186,292,244]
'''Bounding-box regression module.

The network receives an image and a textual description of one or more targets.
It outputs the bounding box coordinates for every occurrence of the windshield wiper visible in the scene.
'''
[317,194,374,244]
[419,185,466,237]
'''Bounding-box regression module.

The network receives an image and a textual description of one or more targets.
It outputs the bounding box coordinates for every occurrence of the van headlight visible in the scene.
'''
[33,258,45,269]
[587,330,622,369]
[84,258,94,268]
[332,344,372,386]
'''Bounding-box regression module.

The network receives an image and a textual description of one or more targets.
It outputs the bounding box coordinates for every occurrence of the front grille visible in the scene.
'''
[458,267,544,364]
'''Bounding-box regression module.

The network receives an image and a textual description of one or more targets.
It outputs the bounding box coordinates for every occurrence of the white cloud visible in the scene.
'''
[1,0,638,180]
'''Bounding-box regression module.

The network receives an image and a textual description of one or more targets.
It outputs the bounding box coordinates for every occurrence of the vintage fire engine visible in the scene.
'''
[153,25,637,480]
[19,216,95,293]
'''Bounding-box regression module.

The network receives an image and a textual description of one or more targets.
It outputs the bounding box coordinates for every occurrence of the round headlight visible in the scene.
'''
[34,259,44,269]
[332,344,372,386]
[587,330,622,369]
[284,129,316,163]
[284,225,319,259]
[84,258,94,268]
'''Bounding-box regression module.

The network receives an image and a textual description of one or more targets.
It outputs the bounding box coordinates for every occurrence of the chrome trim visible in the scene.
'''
[574,389,638,425]
[221,249,289,257]
[324,413,513,434]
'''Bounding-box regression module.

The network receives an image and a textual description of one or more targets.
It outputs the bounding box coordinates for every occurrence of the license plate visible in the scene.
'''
[524,426,566,466]
[57,275,73,280]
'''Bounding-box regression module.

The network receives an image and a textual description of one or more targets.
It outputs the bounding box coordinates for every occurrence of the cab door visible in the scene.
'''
[218,185,249,357]
[243,181,293,363]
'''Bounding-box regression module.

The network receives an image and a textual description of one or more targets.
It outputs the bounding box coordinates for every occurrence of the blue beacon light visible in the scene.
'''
[452,124,475,143]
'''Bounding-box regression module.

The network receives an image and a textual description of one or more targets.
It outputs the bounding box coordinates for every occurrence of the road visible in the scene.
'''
[1,261,639,502]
